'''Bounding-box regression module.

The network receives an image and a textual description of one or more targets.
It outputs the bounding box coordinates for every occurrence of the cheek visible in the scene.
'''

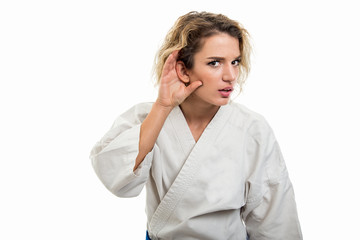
[189,66,221,84]
[201,69,221,81]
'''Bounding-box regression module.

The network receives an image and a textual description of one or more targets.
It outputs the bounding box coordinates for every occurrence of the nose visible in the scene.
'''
[222,64,237,83]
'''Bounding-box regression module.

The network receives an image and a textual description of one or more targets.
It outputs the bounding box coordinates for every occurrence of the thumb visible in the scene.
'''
[184,81,203,97]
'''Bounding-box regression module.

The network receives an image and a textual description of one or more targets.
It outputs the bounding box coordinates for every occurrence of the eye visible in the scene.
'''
[208,60,220,67]
[231,59,241,66]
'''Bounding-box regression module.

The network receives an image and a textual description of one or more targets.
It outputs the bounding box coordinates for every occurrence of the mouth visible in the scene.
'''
[218,87,233,97]
[219,87,233,92]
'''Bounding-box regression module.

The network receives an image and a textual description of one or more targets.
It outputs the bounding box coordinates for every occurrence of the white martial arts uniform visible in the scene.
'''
[90,102,303,240]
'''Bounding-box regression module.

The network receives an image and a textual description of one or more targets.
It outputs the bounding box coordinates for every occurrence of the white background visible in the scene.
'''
[1,0,359,239]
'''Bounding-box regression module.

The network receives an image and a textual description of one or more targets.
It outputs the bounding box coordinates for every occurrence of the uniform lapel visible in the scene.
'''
[148,104,232,239]
[168,106,196,155]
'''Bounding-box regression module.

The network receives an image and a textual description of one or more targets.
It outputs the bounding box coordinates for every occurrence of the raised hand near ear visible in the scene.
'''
[134,51,202,170]
[156,50,202,108]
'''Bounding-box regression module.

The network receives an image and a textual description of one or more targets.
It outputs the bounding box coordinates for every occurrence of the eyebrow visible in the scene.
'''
[206,55,241,60]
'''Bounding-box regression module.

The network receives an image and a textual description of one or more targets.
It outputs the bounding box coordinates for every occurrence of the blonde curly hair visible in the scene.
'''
[154,11,252,92]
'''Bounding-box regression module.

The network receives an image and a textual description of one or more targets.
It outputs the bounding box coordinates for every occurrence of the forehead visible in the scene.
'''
[196,33,240,58]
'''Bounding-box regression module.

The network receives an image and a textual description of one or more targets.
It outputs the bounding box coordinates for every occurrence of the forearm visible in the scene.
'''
[132,50,202,171]
[133,101,173,171]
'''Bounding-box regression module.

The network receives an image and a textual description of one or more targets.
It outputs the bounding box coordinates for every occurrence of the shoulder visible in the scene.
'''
[113,102,154,126]
[227,102,275,142]
[128,102,153,116]
[228,102,264,121]
[228,102,270,130]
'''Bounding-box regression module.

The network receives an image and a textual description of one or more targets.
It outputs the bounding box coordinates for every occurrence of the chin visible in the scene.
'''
[214,99,231,106]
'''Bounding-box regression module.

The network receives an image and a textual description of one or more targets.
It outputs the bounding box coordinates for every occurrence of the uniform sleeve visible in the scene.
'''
[242,117,303,240]
[90,103,154,198]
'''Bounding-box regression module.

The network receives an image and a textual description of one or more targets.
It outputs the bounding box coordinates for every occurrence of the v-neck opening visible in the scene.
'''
[169,104,230,153]
[181,106,220,143]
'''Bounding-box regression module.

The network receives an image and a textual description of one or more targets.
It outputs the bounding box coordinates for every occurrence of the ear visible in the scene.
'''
[175,61,190,85]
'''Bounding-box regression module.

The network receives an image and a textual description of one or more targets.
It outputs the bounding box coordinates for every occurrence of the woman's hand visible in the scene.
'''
[134,51,202,171]
[156,50,202,108]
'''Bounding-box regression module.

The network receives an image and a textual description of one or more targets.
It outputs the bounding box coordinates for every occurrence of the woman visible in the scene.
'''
[90,11,302,240]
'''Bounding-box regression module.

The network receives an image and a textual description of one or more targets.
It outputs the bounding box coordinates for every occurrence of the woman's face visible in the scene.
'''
[186,33,240,107]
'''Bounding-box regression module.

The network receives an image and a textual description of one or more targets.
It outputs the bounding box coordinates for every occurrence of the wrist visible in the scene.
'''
[154,100,175,112]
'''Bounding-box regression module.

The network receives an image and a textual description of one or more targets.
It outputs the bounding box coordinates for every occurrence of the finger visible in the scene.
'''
[184,81,203,97]
[162,50,179,77]
[171,50,179,60]
[166,50,179,65]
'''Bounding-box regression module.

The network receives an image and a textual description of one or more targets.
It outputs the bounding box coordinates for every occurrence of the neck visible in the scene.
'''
[180,98,220,124]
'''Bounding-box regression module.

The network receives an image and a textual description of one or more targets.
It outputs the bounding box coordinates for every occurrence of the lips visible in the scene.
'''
[218,87,233,97]
[219,87,233,92]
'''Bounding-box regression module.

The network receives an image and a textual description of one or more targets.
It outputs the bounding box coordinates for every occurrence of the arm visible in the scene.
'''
[90,103,153,197]
[133,102,172,171]
[133,50,202,171]
[243,173,303,239]
[242,118,302,239]
[91,51,201,197]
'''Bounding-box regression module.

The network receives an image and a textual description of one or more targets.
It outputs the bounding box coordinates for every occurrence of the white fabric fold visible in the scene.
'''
[90,102,302,239]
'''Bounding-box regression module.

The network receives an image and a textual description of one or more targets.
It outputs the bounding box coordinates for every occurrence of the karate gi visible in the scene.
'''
[90,102,303,240]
